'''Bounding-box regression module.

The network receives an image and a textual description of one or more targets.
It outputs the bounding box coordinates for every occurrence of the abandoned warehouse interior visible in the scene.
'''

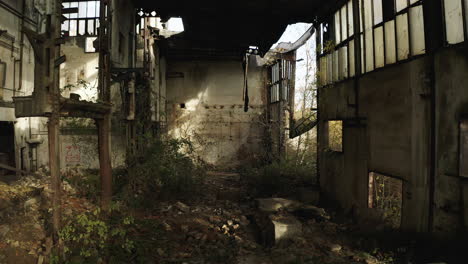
[1,0,468,263]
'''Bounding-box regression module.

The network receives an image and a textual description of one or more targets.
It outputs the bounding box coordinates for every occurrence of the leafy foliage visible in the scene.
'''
[59,203,136,263]
[117,138,206,208]
[242,158,316,197]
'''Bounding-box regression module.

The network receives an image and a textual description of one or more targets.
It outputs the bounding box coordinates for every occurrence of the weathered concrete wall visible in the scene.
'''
[60,133,126,170]
[319,57,432,232]
[0,2,49,172]
[433,46,468,234]
[166,56,267,169]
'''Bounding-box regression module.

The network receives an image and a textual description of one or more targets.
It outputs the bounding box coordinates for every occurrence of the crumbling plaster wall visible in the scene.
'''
[0,1,49,172]
[319,56,432,233]
[166,56,267,169]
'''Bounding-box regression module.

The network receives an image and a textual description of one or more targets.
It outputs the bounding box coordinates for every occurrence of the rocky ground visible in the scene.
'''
[0,170,462,264]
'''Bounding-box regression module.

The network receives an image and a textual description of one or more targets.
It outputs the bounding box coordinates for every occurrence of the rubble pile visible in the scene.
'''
[0,170,400,263]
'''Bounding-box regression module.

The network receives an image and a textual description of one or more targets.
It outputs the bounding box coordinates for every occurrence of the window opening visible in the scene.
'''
[368,172,403,229]
[328,120,343,152]
[62,1,100,37]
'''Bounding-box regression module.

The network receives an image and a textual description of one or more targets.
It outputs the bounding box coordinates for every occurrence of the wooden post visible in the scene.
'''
[97,116,112,209]
[97,0,113,209]
[48,0,63,242]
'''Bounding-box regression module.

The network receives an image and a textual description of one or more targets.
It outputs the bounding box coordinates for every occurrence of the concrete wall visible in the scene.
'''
[320,44,468,235]
[319,57,432,232]
[166,56,267,169]
[433,46,468,234]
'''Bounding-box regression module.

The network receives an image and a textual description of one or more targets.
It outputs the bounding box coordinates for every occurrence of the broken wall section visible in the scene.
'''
[166,56,267,170]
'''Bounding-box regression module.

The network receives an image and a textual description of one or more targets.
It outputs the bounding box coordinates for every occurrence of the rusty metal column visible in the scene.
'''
[48,0,63,242]
[97,0,113,209]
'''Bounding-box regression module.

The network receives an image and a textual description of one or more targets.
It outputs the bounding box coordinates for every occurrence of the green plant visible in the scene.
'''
[59,203,136,263]
[63,168,100,202]
[243,158,316,197]
[119,138,206,207]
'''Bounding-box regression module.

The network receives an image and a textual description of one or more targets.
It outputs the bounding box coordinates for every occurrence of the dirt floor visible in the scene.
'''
[0,170,465,264]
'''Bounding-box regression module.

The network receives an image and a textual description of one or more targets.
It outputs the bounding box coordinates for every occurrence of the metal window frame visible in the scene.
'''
[317,0,426,88]
[62,1,100,37]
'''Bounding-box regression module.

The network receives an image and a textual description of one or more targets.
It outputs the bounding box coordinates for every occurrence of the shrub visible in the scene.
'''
[243,158,316,197]
[59,203,136,263]
[119,138,206,207]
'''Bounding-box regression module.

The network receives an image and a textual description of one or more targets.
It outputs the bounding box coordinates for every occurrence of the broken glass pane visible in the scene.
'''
[396,0,407,13]
[335,11,341,43]
[385,20,397,64]
[70,2,78,19]
[396,13,409,61]
[69,20,77,36]
[85,37,97,52]
[87,1,96,18]
[359,0,364,33]
[374,0,383,25]
[365,29,374,72]
[409,6,425,55]
[78,20,86,35]
[349,40,355,77]
[348,0,354,36]
[444,0,464,44]
[341,5,348,40]
[62,20,69,33]
[78,2,86,18]
[364,0,373,30]
[374,26,384,68]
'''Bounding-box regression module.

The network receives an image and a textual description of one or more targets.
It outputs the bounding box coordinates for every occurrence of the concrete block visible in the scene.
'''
[255,198,300,213]
[270,215,302,244]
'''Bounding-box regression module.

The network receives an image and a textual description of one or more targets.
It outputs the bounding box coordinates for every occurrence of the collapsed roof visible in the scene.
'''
[133,0,340,59]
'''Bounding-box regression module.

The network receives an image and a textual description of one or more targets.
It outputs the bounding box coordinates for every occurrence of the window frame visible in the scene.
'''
[317,0,426,87]
[62,1,100,37]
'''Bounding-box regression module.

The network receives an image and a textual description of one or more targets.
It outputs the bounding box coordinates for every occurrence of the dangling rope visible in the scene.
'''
[242,53,250,112]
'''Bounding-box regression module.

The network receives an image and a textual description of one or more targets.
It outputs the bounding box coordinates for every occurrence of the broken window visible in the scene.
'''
[335,11,341,43]
[368,172,403,229]
[365,29,374,72]
[341,5,348,41]
[374,26,384,68]
[409,5,426,56]
[62,1,100,37]
[373,0,383,25]
[85,37,97,52]
[384,20,397,64]
[328,120,343,152]
[317,0,425,87]
[396,13,410,61]
[443,0,465,44]
[348,1,354,36]
[395,0,407,13]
